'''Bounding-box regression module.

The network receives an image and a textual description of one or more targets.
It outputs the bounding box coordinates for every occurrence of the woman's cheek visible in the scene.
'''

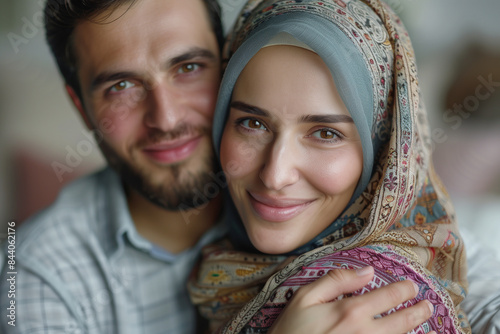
[220,124,264,178]
[220,134,247,179]
[307,149,363,194]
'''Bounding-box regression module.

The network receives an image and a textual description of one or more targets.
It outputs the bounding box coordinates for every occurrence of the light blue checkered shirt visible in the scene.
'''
[0,168,227,334]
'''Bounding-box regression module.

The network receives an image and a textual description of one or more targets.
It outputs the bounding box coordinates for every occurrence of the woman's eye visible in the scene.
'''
[110,80,135,92]
[178,63,200,74]
[312,128,339,140]
[240,118,267,130]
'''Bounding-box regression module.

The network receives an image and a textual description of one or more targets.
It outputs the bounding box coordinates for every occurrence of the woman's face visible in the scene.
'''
[220,46,363,254]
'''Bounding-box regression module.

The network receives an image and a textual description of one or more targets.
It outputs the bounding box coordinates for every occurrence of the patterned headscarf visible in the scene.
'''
[189,0,469,333]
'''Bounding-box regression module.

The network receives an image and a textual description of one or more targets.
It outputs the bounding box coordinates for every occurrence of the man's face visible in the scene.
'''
[71,0,221,209]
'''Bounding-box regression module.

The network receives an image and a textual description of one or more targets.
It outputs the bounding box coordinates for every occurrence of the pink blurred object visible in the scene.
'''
[13,147,85,224]
[433,128,500,196]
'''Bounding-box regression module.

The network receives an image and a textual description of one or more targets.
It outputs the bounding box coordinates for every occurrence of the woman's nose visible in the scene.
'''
[259,138,300,191]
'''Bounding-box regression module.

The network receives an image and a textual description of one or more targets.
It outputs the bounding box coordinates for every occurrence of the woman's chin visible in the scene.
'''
[250,236,301,255]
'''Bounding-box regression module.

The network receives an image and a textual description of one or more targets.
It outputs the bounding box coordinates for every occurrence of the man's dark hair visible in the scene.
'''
[44,0,224,99]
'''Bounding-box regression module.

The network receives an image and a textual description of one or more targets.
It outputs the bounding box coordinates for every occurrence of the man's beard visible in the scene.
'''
[99,127,219,211]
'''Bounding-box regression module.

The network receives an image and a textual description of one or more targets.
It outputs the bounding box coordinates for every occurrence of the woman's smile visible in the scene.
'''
[247,191,316,222]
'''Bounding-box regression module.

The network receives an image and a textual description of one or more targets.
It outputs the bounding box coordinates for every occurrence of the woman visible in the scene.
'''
[189,0,470,333]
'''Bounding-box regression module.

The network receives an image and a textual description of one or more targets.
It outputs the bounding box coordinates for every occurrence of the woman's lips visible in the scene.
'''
[248,192,314,222]
[142,136,202,164]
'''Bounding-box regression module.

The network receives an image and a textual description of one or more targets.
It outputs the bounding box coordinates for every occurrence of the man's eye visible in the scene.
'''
[240,118,267,130]
[110,80,135,92]
[178,63,200,74]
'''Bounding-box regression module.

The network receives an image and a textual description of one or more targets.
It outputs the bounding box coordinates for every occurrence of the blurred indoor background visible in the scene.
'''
[1,0,499,257]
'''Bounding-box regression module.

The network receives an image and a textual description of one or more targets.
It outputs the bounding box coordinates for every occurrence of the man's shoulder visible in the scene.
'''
[0,168,124,333]
[45,167,115,214]
[11,168,119,265]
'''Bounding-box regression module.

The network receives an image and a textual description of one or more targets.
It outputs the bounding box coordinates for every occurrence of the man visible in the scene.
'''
[1,1,226,333]
[0,0,441,333]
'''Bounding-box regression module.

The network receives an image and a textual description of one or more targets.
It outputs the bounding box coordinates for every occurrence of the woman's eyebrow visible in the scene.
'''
[230,101,270,117]
[231,101,354,124]
[299,114,354,123]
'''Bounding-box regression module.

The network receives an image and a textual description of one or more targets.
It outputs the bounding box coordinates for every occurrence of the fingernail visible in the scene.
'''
[412,282,419,295]
[356,266,373,276]
[426,300,434,315]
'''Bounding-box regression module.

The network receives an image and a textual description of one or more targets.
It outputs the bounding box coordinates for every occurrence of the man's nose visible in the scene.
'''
[259,137,300,191]
[144,82,186,131]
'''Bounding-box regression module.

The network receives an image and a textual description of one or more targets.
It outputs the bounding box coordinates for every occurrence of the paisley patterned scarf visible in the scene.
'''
[188,1,470,333]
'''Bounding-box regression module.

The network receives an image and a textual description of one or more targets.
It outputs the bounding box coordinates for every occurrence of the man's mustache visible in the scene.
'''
[138,124,211,146]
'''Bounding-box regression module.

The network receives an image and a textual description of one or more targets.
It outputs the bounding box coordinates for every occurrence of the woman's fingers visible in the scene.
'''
[344,279,420,317]
[269,268,434,334]
[269,267,375,334]
[331,278,433,334]
[374,299,434,334]
[293,266,420,317]
[291,266,374,307]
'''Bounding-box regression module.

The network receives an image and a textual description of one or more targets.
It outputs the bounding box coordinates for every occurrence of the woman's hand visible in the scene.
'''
[268,266,436,334]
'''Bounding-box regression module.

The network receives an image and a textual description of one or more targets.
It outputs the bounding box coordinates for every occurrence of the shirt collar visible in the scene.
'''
[100,167,227,263]
[97,168,150,259]
[148,215,228,263]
